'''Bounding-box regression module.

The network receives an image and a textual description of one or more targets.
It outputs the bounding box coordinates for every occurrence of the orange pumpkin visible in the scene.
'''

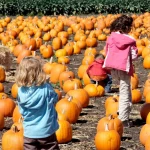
[11,83,18,99]
[0,96,16,117]
[55,97,80,124]
[66,88,89,108]
[0,67,5,82]
[145,137,150,150]
[84,83,105,97]
[56,120,72,144]
[59,70,75,88]
[0,82,4,92]
[0,113,4,130]
[131,89,142,104]
[139,124,150,145]
[97,115,123,137]
[95,124,121,150]
[2,126,23,150]
[140,103,150,121]
[63,78,82,93]
[50,64,67,84]
[12,105,22,123]
[52,37,62,50]
[131,73,139,89]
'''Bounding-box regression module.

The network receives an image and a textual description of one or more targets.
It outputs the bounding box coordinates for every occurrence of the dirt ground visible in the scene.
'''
[0,34,148,150]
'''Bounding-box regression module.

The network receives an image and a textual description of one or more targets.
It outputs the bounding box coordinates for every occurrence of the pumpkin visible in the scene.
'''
[54,89,62,100]
[41,45,53,58]
[59,70,75,88]
[12,105,22,123]
[0,92,7,99]
[64,43,74,56]
[24,38,36,50]
[58,56,70,64]
[82,55,95,65]
[63,79,82,93]
[146,92,150,103]
[84,47,97,56]
[11,117,24,131]
[56,120,72,144]
[98,34,107,41]
[57,112,68,121]
[86,37,97,47]
[131,73,139,89]
[55,49,67,58]
[52,37,62,50]
[0,67,5,82]
[17,49,32,63]
[139,124,150,145]
[140,103,150,121]
[42,57,57,75]
[131,89,142,104]
[106,97,119,118]
[50,64,67,84]
[105,94,119,109]
[82,72,91,85]
[2,126,23,150]
[84,83,105,97]
[55,97,80,124]
[11,83,18,99]
[97,115,123,137]
[66,88,89,108]
[95,124,121,150]
[73,43,81,54]
[143,54,150,69]
[145,137,150,150]
[0,113,4,130]
[0,82,4,92]
[13,44,27,57]
[77,64,89,79]
[43,32,51,41]
[0,96,16,117]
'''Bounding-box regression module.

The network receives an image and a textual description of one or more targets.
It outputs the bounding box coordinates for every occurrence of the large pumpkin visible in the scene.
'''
[139,124,150,145]
[95,124,121,150]
[66,88,89,108]
[50,64,67,84]
[0,96,16,117]
[55,97,80,124]
[2,126,23,150]
[97,115,123,138]
[56,120,72,144]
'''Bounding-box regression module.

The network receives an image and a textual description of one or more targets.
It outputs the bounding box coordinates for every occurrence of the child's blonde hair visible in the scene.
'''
[15,56,46,87]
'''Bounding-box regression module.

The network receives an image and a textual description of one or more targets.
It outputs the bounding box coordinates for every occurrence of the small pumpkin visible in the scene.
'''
[140,103,150,121]
[11,83,18,99]
[131,89,142,104]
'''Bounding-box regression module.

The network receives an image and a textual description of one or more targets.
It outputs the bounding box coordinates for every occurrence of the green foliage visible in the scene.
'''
[0,0,150,16]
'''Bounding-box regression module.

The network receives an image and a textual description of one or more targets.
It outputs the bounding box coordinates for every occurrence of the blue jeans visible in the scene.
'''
[90,74,112,93]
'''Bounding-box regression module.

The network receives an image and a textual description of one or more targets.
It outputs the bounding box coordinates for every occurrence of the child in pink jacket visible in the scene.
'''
[86,53,112,93]
[103,15,138,127]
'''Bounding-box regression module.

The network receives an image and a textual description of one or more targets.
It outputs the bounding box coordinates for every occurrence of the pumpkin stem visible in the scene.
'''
[1,94,7,99]
[105,124,109,131]
[29,45,32,51]
[74,83,78,90]
[32,51,36,56]
[95,81,98,86]
[18,116,24,123]
[68,96,73,102]
[12,125,19,132]
[108,114,113,120]
[49,57,53,63]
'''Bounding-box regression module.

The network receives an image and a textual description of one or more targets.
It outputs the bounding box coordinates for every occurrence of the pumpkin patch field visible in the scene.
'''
[1,13,150,150]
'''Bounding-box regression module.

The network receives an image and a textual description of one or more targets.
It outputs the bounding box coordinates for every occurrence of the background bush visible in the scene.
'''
[0,0,150,16]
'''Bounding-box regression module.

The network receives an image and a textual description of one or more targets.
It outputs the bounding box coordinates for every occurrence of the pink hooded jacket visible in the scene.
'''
[103,32,138,76]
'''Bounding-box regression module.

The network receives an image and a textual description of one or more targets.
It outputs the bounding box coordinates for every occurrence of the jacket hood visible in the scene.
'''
[107,32,136,50]
[18,83,48,109]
